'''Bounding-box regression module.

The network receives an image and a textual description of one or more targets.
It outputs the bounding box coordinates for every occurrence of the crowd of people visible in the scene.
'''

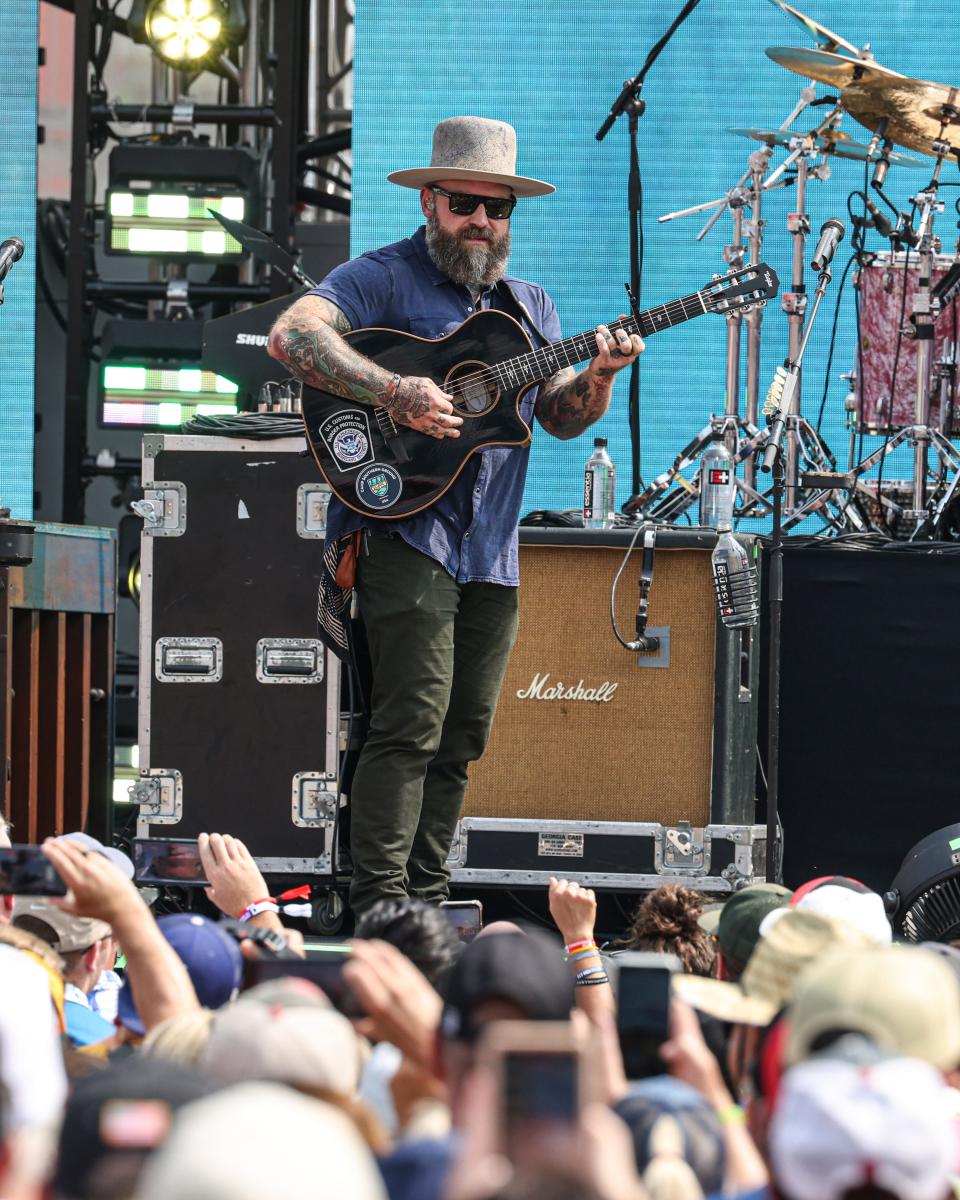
[1,819,957,1200]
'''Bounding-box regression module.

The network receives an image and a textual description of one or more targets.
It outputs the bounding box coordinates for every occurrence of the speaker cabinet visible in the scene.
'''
[462,527,759,827]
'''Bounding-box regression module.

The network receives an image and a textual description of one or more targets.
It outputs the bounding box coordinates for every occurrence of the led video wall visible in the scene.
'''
[0,0,37,519]
[352,0,958,523]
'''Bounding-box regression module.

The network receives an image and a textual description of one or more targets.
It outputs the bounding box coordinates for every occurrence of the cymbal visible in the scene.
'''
[727,126,927,168]
[842,76,960,156]
[766,46,903,90]
[766,0,861,57]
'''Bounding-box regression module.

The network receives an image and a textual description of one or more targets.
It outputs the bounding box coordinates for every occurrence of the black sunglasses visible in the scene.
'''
[430,186,516,219]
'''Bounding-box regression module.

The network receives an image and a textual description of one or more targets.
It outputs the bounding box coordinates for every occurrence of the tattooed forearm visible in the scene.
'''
[267,296,393,406]
[535,366,616,440]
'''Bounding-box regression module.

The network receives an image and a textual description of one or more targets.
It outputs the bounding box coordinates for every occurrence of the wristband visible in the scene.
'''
[575,966,607,981]
[576,975,609,986]
[238,899,278,922]
[564,939,596,954]
[564,947,600,963]
[715,1103,746,1126]
[382,373,402,405]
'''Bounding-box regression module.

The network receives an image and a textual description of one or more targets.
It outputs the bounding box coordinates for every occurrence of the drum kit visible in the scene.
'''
[634,0,960,539]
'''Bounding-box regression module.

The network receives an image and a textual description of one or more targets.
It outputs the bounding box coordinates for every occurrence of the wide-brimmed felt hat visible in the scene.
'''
[387,116,555,198]
[674,909,872,1026]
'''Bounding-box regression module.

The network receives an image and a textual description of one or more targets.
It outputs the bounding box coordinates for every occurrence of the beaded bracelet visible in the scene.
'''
[237,898,279,923]
[382,372,402,406]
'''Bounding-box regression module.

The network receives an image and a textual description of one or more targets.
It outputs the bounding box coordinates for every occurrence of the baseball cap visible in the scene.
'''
[201,1001,363,1095]
[53,1056,217,1200]
[698,884,793,963]
[12,898,111,953]
[769,1053,957,1200]
[614,1076,726,1196]
[762,883,892,945]
[785,943,960,1071]
[117,915,242,1035]
[674,909,872,1026]
[135,1083,388,1200]
[440,928,574,1041]
[57,832,135,880]
[790,875,870,906]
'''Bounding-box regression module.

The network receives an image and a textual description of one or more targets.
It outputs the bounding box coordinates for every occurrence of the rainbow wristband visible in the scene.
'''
[564,939,597,954]
[564,945,600,962]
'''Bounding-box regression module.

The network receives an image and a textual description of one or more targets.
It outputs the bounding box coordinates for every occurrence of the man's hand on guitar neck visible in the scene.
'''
[536,318,644,441]
[267,294,462,440]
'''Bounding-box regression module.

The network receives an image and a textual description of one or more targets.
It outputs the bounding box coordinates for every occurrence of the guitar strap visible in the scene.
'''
[494,280,551,350]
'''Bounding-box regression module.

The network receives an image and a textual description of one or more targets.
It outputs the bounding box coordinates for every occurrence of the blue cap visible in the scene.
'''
[117,914,242,1035]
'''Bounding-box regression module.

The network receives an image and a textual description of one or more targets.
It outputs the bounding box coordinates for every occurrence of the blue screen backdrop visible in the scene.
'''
[0,0,36,519]
[352,0,957,523]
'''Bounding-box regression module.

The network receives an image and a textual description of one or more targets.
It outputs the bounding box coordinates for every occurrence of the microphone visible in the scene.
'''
[865,116,890,161]
[864,198,895,239]
[0,238,24,286]
[811,218,846,272]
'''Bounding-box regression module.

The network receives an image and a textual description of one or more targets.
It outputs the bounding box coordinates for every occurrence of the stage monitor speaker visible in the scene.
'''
[462,527,759,827]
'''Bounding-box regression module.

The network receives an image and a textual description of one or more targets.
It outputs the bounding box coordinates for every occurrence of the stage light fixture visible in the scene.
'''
[128,0,248,74]
[885,823,960,942]
[99,319,240,431]
[105,143,259,260]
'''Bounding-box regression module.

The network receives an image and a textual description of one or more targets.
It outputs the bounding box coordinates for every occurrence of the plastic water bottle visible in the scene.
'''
[699,437,736,531]
[583,438,616,528]
[711,531,760,628]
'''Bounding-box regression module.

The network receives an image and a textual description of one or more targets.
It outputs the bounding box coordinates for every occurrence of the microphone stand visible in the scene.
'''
[596,0,703,507]
[758,258,836,883]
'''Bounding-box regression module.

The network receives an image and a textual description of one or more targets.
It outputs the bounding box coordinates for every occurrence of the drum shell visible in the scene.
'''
[853,252,960,433]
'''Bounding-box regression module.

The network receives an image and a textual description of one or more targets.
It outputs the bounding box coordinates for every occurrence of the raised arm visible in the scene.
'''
[267,293,462,440]
[535,321,644,441]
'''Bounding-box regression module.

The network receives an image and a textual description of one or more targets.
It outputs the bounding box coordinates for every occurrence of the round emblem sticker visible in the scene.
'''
[356,463,403,510]
[332,428,369,465]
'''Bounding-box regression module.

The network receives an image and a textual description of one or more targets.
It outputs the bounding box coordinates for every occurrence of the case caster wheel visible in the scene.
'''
[308,890,345,935]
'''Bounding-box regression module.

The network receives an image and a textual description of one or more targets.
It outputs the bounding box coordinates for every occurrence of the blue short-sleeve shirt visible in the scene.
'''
[309,225,563,586]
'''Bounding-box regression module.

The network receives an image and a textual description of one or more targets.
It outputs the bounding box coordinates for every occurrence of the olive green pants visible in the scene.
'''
[348,534,519,914]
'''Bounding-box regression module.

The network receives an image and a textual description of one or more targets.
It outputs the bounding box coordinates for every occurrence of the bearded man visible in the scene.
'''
[268,116,643,914]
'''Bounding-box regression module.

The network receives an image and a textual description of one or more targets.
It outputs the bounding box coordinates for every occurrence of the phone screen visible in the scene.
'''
[501,1050,579,1163]
[617,965,673,1080]
[132,839,207,885]
[0,846,67,896]
[439,900,483,943]
[244,952,362,1017]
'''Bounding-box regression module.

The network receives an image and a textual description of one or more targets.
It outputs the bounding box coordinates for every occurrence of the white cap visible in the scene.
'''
[56,832,135,880]
[770,1055,959,1200]
[760,884,892,944]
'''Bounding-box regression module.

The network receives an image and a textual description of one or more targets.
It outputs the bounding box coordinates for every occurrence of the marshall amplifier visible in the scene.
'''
[453,526,765,892]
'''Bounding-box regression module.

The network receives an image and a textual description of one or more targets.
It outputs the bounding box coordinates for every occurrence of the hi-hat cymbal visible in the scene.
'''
[727,126,928,168]
[766,0,862,56]
[766,46,903,90]
[842,76,960,156]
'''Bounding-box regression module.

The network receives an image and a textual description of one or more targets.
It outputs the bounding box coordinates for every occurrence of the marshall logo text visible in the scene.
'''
[516,673,618,703]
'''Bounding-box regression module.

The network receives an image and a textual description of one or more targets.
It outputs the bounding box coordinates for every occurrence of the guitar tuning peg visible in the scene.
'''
[712,273,722,281]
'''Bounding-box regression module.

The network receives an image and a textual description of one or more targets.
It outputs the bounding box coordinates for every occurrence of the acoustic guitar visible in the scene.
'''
[301,262,779,519]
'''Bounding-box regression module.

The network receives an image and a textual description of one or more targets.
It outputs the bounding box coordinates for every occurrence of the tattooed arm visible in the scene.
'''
[535,322,644,440]
[267,293,462,440]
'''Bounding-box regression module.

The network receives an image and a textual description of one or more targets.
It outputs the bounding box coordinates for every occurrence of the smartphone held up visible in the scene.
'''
[0,846,66,896]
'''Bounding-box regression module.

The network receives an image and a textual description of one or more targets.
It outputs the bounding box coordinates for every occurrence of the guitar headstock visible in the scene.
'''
[701,263,780,317]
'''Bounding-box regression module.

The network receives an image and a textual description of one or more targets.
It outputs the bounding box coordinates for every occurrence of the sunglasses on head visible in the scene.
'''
[430,186,516,219]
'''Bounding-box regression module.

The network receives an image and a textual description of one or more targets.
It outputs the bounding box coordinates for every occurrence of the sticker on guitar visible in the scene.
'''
[318,410,375,471]
[356,463,403,510]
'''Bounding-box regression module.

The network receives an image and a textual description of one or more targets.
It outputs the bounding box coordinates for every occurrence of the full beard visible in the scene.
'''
[425,213,511,291]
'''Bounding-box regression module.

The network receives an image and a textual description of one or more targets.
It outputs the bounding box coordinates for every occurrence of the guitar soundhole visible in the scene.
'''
[445,360,499,416]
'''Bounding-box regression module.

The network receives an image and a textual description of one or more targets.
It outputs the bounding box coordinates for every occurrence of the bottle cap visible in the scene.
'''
[594,437,607,448]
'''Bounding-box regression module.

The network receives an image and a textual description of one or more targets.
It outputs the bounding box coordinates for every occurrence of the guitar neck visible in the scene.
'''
[499,289,709,387]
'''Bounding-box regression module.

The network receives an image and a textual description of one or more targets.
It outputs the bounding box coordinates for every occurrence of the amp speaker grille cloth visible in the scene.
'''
[462,543,716,825]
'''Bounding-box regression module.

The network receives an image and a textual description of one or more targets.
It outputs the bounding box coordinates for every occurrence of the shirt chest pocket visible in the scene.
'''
[407,316,462,340]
